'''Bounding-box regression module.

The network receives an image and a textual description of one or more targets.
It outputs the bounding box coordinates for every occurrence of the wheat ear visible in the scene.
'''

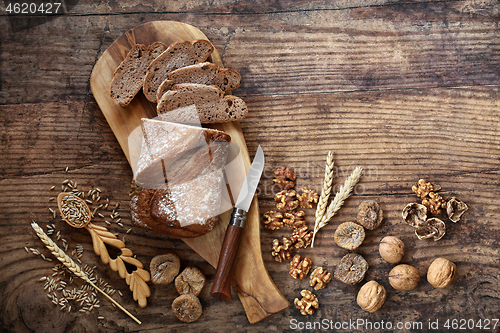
[31,221,142,325]
[311,166,363,247]
[312,152,335,247]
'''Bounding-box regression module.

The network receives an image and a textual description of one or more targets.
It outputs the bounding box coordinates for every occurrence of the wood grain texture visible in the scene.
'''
[1,0,500,331]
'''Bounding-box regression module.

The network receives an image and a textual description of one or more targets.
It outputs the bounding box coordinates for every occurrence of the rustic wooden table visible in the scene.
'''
[1,1,500,332]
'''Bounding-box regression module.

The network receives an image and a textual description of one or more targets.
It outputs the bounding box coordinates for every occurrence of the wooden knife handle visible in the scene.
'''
[210,224,243,301]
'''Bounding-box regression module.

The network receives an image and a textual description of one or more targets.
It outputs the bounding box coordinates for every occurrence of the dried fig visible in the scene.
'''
[357,200,383,230]
[175,267,206,296]
[379,236,405,264]
[334,222,365,250]
[334,253,369,285]
[150,253,180,285]
[172,294,203,323]
[388,264,420,290]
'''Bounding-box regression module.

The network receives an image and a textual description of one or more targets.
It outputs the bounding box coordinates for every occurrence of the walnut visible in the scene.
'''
[334,222,365,250]
[297,187,319,209]
[388,264,420,290]
[262,210,284,230]
[289,225,313,249]
[273,166,296,190]
[283,210,306,229]
[427,257,457,288]
[356,280,386,313]
[275,189,300,211]
[412,179,441,199]
[402,203,427,228]
[422,192,447,215]
[379,236,405,264]
[415,217,446,241]
[271,237,293,262]
[357,200,383,230]
[310,267,332,290]
[289,254,312,280]
[447,197,468,222]
[294,290,319,315]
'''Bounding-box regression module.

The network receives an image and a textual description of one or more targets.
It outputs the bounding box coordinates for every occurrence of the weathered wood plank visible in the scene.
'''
[1,86,499,331]
[1,2,499,104]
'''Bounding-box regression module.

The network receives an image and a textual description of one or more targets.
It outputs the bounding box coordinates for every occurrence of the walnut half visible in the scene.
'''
[310,267,332,290]
[294,290,319,315]
[289,254,312,280]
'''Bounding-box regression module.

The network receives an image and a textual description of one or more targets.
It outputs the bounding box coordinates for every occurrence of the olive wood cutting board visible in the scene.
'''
[89,20,289,324]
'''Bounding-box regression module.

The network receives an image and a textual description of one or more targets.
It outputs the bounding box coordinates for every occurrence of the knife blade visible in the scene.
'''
[210,145,265,300]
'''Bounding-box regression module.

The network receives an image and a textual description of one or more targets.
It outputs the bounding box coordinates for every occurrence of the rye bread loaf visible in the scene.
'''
[130,118,231,238]
[156,62,242,101]
[143,40,214,103]
[110,42,167,107]
[157,83,248,124]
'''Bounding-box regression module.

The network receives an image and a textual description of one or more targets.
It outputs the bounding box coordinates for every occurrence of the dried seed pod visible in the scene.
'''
[356,280,386,313]
[171,294,203,323]
[334,222,365,250]
[379,236,405,264]
[415,217,446,241]
[447,197,468,223]
[150,253,180,285]
[427,258,457,288]
[388,264,420,290]
[402,203,427,228]
[334,253,369,285]
[357,200,383,230]
[175,267,206,296]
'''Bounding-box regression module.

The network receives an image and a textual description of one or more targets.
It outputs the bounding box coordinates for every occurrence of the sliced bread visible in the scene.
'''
[110,42,167,107]
[143,40,214,103]
[156,62,242,100]
[156,83,248,124]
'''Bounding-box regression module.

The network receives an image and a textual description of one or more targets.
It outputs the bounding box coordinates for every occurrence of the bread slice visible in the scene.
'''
[130,118,231,238]
[143,40,214,103]
[157,83,248,124]
[156,62,242,101]
[110,42,167,107]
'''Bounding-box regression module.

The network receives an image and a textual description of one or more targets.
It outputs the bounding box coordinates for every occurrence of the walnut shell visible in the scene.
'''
[388,264,420,290]
[415,217,446,241]
[357,200,383,230]
[356,280,386,313]
[402,203,427,228]
[379,236,405,264]
[427,258,457,288]
[447,197,468,223]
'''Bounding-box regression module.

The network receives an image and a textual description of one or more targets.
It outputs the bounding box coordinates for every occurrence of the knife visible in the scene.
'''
[210,145,265,301]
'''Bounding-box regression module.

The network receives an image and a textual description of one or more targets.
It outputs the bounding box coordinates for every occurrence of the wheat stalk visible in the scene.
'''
[31,221,142,325]
[312,152,335,247]
[311,166,363,247]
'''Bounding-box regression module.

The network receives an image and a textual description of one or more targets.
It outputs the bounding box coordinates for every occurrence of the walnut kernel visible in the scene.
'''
[310,267,332,290]
[427,258,457,288]
[294,290,319,315]
[289,254,312,280]
[289,225,313,249]
[388,264,420,290]
[356,280,386,313]
[357,200,384,230]
[334,222,365,250]
[262,211,284,230]
[379,236,405,264]
[412,179,440,199]
[271,237,293,262]
[422,192,447,215]
[297,187,319,209]
[273,166,296,190]
[283,210,306,229]
[447,197,468,223]
[275,189,300,211]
